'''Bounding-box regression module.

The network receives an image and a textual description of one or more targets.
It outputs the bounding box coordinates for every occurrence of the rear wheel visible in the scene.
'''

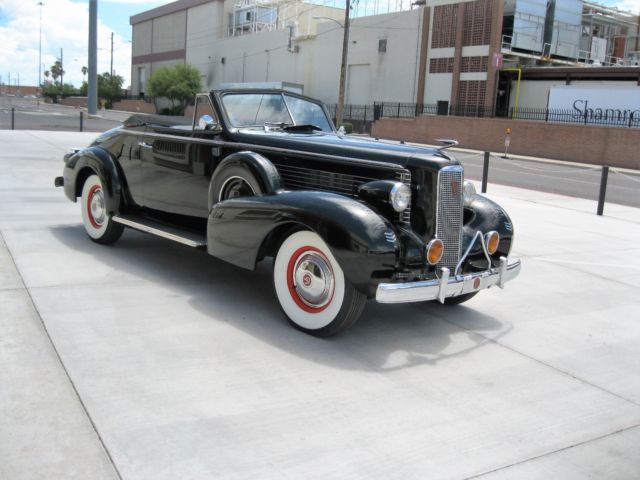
[80,174,124,244]
[273,230,366,337]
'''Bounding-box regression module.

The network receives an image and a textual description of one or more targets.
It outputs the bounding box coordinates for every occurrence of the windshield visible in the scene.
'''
[221,92,333,132]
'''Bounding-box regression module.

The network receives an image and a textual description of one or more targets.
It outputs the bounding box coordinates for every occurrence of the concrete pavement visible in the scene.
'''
[1,130,639,479]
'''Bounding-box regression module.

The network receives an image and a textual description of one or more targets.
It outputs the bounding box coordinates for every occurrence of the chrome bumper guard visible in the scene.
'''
[375,256,521,304]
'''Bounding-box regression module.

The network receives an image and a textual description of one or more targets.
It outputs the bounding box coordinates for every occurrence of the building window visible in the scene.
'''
[431,4,459,49]
[378,39,387,53]
[463,0,493,47]
[457,80,487,109]
[460,56,489,72]
[429,57,454,73]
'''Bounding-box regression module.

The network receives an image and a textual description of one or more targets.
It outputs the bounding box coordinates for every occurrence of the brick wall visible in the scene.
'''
[372,116,640,170]
[59,97,87,108]
[111,99,156,114]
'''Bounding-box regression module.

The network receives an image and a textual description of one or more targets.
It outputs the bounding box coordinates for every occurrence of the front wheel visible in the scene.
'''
[273,230,366,337]
[80,174,124,244]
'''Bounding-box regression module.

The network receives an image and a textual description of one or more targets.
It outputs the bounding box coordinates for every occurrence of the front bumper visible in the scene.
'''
[375,256,521,304]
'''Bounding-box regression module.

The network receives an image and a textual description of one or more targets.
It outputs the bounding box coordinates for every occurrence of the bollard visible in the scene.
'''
[80,111,83,132]
[597,166,609,216]
[481,151,490,193]
[11,107,15,130]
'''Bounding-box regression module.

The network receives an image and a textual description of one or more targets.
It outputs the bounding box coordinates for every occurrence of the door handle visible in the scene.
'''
[138,141,152,148]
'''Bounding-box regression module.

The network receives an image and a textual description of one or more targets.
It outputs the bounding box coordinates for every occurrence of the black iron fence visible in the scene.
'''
[327,101,640,132]
[371,102,640,129]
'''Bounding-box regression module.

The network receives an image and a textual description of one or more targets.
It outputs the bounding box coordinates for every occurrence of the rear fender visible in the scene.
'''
[64,146,122,214]
[207,191,400,297]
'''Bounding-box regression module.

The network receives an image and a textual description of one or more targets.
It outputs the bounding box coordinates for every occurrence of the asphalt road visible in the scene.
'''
[0,96,126,132]
[457,151,640,209]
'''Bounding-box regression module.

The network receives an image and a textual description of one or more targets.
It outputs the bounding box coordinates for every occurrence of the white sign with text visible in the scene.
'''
[548,86,640,128]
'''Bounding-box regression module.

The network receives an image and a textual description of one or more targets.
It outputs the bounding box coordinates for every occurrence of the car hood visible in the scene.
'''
[230,129,456,170]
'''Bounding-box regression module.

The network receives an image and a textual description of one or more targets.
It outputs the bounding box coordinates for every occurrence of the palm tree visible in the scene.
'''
[81,66,88,83]
[44,70,50,84]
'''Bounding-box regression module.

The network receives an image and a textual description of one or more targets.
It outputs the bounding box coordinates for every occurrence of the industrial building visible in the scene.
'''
[129,0,640,112]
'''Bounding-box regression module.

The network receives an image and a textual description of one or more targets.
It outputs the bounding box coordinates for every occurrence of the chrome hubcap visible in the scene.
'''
[293,251,334,308]
[90,190,105,225]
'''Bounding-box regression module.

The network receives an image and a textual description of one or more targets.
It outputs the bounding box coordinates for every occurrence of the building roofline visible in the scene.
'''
[130,0,217,25]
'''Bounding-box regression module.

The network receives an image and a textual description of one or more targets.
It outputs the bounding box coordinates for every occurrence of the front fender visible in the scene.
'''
[462,194,514,268]
[207,151,282,208]
[63,146,122,214]
[207,191,399,297]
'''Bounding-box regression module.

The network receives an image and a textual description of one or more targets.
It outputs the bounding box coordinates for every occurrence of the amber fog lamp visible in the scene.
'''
[485,231,500,255]
[426,239,444,265]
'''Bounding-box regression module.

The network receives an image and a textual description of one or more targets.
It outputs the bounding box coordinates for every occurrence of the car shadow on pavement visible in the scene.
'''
[50,225,509,372]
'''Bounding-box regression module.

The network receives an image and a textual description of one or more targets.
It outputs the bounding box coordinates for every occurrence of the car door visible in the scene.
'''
[141,95,221,218]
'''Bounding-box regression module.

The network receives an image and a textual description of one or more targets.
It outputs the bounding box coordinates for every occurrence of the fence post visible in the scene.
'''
[597,166,609,216]
[11,107,15,130]
[397,102,401,118]
[79,111,84,132]
[482,152,490,193]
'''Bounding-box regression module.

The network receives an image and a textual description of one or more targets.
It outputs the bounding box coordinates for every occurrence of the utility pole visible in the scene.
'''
[88,0,98,115]
[335,0,351,128]
[110,32,114,77]
[60,47,63,90]
[38,2,44,92]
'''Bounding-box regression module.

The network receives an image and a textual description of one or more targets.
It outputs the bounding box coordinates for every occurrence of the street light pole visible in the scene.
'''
[38,2,44,93]
[336,0,351,128]
[110,31,114,77]
[88,0,98,115]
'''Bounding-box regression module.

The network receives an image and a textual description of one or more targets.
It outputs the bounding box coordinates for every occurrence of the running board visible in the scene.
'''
[113,215,207,248]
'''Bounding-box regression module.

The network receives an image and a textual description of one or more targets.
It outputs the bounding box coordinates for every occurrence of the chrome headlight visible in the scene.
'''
[390,183,411,212]
[463,181,476,204]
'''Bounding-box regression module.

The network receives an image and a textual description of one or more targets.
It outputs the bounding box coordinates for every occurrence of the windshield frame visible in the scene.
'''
[217,90,335,133]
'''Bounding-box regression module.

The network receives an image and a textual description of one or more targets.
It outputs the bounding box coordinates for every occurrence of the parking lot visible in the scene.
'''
[1,130,639,479]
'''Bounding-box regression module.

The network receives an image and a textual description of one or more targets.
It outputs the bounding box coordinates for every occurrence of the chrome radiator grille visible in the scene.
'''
[435,166,463,273]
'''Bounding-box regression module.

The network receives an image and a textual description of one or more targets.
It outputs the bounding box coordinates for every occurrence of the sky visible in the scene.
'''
[1,0,639,90]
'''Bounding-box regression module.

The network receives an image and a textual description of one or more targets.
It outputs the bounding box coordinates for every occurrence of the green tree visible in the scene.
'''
[147,64,202,115]
[50,60,64,86]
[42,82,76,100]
[80,72,124,108]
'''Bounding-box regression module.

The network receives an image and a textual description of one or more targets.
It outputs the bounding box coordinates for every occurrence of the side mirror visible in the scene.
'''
[198,114,217,130]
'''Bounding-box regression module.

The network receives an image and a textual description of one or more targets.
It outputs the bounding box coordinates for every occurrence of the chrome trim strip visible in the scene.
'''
[119,129,404,172]
[375,256,521,304]
[113,216,207,248]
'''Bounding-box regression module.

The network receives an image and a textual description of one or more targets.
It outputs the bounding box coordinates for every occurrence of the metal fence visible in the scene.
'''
[371,102,640,129]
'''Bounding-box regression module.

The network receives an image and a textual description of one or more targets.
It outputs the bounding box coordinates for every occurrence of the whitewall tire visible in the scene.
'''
[80,174,124,244]
[273,230,366,336]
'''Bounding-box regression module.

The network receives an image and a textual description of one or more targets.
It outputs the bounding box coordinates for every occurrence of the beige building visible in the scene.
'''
[130,0,640,112]
[130,0,506,109]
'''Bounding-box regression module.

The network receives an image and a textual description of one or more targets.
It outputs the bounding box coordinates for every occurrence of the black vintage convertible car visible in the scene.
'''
[55,87,520,336]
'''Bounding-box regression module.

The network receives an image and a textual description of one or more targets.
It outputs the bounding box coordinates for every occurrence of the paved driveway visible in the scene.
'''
[1,131,639,479]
